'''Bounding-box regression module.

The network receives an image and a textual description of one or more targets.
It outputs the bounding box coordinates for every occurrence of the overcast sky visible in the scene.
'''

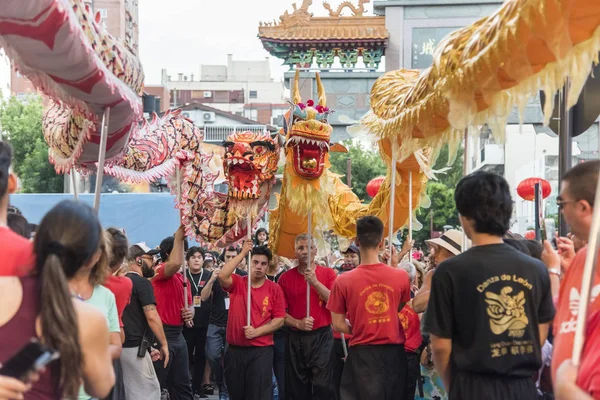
[138,0,372,84]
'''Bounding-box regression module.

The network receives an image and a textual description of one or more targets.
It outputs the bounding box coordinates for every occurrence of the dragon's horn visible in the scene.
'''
[316,73,326,107]
[292,69,301,105]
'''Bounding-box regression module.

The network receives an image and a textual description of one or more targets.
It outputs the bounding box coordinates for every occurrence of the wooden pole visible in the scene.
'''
[462,129,469,252]
[93,108,110,211]
[408,170,413,262]
[388,150,397,266]
[247,215,252,326]
[71,171,78,200]
[306,209,312,318]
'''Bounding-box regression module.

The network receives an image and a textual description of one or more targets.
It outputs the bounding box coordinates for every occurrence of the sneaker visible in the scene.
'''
[218,385,229,400]
[160,389,170,400]
[203,384,214,395]
[193,394,208,400]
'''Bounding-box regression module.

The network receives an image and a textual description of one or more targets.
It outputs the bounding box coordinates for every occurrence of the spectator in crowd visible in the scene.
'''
[102,228,133,399]
[328,216,411,399]
[0,200,115,399]
[202,246,247,400]
[254,228,269,246]
[0,141,33,276]
[7,212,31,239]
[548,160,600,397]
[219,241,285,400]
[278,234,337,400]
[65,223,122,400]
[413,229,463,313]
[524,240,544,260]
[337,243,360,274]
[183,246,213,399]
[121,242,168,400]
[423,171,554,399]
[399,261,424,399]
[152,228,195,400]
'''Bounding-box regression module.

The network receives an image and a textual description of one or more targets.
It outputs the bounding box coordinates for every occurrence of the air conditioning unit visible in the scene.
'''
[203,91,212,98]
[202,112,216,122]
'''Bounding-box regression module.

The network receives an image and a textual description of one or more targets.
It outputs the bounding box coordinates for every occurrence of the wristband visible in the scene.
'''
[548,268,561,278]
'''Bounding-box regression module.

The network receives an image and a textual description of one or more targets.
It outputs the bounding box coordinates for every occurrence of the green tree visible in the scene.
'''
[0,95,63,193]
[329,140,387,202]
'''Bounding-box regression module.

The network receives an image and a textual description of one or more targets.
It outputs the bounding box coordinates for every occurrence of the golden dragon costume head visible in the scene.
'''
[284,69,333,181]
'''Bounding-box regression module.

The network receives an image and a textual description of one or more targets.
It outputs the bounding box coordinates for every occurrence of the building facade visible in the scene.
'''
[161,54,287,125]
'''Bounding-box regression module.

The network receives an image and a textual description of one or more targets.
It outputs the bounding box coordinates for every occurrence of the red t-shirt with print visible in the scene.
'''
[0,227,34,276]
[103,275,133,327]
[327,263,410,347]
[223,274,286,347]
[399,304,422,353]
[278,266,337,330]
[576,298,600,398]
[152,264,193,326]
[552,247,600,381]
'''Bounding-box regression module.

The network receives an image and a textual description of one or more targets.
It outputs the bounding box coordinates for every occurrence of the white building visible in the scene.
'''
[161,55,287,126]
[471,124,597,233]
[0,50,11,100]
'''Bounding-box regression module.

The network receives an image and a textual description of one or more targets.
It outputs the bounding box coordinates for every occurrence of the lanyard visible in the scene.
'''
[187,270,202,294]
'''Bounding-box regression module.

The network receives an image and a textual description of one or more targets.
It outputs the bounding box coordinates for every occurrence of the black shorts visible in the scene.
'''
[340,344,407,400]
[450,371,537,400]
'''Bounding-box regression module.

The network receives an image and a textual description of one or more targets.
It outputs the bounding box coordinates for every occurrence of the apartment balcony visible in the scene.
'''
[203,125,269,144]
[474,143,505,175]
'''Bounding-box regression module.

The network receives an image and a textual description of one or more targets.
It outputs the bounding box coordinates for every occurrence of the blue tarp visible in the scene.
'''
[10,193,186,248]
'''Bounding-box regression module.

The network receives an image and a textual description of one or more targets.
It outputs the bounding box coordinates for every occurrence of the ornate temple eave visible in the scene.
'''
[258,16,388,42]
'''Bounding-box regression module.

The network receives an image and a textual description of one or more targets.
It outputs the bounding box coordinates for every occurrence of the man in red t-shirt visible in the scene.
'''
[555,297,600,399]
[218,240,285,400]
[327,216,411,400]
[0,142,33,277]
[151,226,194,400]
[551,160,600,389]
[277,233,337,400]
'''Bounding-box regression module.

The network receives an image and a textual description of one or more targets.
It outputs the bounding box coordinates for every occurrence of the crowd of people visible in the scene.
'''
[1,135,600,400]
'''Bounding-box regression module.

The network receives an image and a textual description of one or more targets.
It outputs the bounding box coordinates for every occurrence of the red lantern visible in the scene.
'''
[517,178,551,201]
[524,230,536,240]
[366,176,385,198]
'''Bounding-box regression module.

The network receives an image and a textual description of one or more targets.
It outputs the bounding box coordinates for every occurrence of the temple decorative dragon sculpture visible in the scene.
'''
[322,0,369,17]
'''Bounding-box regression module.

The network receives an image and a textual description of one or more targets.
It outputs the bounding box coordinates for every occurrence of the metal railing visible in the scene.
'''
[204,125,268,143]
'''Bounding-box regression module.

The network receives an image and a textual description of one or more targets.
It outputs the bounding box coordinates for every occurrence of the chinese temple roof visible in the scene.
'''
[258,0,388,69]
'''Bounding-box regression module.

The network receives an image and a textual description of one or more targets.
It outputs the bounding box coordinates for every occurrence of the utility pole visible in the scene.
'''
[558,81,573,236]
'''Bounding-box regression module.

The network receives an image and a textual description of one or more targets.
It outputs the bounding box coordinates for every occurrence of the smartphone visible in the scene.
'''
[544,218,557,249]
[0,339,59,382]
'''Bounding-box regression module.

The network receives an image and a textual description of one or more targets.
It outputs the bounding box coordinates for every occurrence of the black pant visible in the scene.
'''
[154,325,193,400]
[405,351,420,399]
[449,371,537,400]
[102,359,126,400]
[340,344,407,400]
[332,338,346,400]
[184,325,208,394]
[286,326,335,400]
[273,331,286,399]
[224,345,274,400]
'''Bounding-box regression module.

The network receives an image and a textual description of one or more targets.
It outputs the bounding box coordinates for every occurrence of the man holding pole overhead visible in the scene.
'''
[219,240,285,400]
[327,216,411,400]
[277,234,337,400]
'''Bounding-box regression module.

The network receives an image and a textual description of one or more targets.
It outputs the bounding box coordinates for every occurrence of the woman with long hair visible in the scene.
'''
[0,200,115,399]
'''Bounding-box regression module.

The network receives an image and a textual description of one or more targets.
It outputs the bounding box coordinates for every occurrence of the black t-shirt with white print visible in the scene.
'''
[423,243,555,378]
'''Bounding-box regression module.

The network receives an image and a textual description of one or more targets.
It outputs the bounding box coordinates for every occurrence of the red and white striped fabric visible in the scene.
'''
[0,0,144,172]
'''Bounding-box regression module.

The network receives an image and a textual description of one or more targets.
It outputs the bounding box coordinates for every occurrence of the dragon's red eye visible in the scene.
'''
[254,147,264,155]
